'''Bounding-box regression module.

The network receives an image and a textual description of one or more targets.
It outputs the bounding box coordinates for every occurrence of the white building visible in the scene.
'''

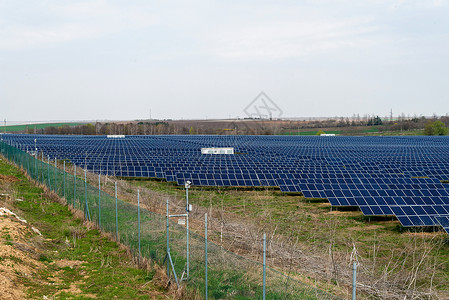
[201,147,234,154]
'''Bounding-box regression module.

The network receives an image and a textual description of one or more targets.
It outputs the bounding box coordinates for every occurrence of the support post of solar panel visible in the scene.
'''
[352,261,357,300]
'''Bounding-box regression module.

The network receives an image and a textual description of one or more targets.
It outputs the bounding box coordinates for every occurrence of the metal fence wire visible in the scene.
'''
[0,141,342,300]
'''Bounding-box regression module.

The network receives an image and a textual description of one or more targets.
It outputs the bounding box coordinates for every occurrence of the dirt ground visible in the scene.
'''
[0,206,43,299]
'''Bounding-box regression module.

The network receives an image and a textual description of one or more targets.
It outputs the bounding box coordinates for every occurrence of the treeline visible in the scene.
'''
[21,115,449,136]
[280,115,449,134]
[26,122,196,135]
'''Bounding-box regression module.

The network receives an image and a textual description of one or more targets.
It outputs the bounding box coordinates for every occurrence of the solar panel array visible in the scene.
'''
[3,134,449,233]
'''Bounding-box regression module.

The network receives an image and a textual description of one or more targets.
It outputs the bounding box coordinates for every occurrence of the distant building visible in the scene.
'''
[201,147,234,154]
[320,134,336,136]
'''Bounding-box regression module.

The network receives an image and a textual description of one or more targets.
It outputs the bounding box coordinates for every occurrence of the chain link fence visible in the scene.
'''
[0,141,342,300]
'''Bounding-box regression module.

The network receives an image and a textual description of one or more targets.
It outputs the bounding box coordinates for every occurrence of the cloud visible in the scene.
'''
[211,17,382,61]
[0,0,159,50]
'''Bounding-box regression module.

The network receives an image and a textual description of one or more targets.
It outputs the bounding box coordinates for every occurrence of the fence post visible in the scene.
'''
[185,181,190,280]
[263,233,266,300]
[41,152,44,184]
[352,262,357,300]
[205,213,208,300]
[115,182,118,240]
[98,174,101,230]
[84,170,91,221]
[34,153,37,181]
[84,170,87,218]
[74,166,77,209]
[47,155,50,189]
[138,189,141,263]
[63,161,66,200]
[166,198,170,277]
[26,147,30,175]
[54,157,57,193]
[34,139,37,179]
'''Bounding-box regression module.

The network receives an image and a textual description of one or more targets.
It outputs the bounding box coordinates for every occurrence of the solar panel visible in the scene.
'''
[4,134,449,234]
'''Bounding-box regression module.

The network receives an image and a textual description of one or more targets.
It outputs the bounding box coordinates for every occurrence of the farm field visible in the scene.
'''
[2,122,86,133]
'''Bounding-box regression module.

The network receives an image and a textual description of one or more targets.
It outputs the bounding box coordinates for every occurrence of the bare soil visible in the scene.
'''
[0,208,44,300]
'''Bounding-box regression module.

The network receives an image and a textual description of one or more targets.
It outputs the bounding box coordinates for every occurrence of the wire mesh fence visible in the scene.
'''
[0,141,342,300]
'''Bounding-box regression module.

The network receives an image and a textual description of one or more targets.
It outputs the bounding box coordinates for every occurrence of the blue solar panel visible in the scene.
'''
[4,134,449,234]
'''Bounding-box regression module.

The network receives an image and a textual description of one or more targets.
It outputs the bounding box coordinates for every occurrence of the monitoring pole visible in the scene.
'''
[167,187,191,286]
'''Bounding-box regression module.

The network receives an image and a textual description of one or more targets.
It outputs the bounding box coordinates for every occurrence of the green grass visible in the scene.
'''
[0,158,167,299]
[2,122,85,133]
[127,178,449,299]
[365,129,425,136]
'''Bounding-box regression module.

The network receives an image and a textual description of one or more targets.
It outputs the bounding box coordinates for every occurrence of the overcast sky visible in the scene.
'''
[1,0,448,122]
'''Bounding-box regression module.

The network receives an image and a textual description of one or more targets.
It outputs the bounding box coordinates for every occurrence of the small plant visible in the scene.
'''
[38,254,52,263]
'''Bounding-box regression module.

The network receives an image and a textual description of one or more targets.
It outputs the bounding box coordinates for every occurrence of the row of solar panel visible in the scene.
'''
[5,134,449,234]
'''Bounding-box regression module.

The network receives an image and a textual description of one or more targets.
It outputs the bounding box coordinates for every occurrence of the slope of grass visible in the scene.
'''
[0,158,168,299]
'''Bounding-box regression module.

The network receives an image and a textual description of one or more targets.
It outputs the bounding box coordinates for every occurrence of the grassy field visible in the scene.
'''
[0,158,168,299]
[124,178,449,299]
[2,122,85,132]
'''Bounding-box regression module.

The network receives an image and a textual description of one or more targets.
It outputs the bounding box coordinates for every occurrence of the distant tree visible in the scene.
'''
[424,122,434,135]
[60,125,71,135]
[99,123,110,135]
[189,126,196,134]
[45,126,58,134]
[316,130,326,135]
[433,121,449,135]
[424,121,449,135]
[84,123,96,135]
[367,115,383,126]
